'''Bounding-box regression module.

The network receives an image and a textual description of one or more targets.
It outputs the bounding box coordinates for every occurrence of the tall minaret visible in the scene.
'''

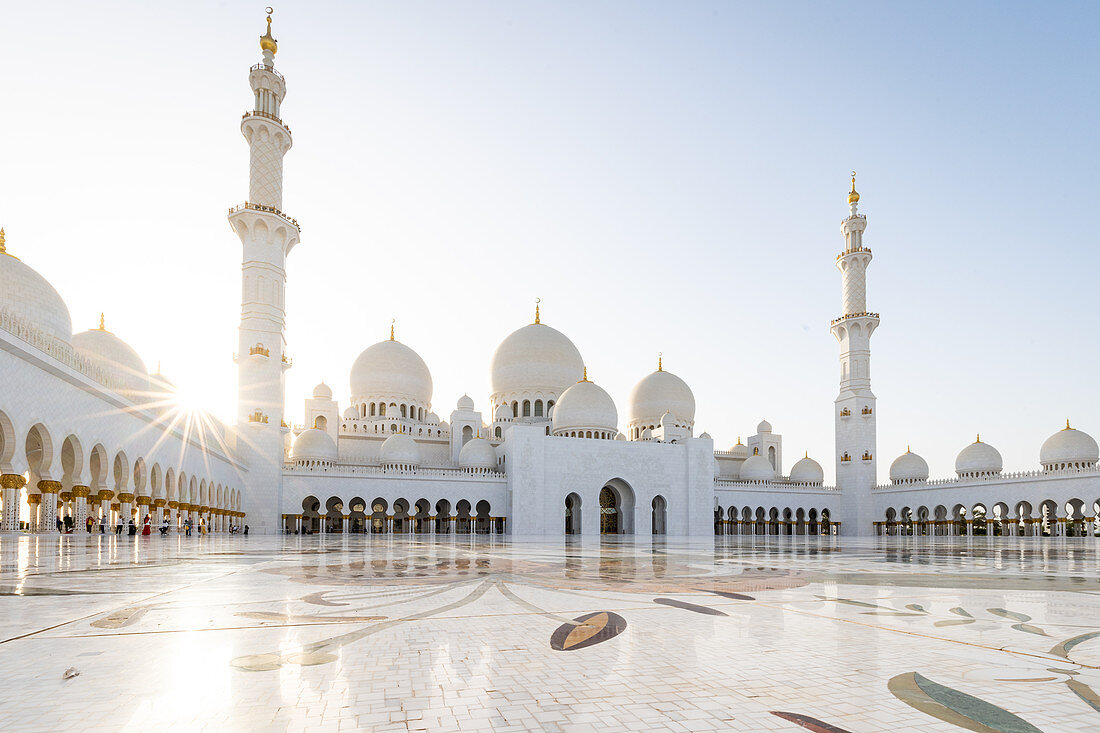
[831,173,878,536]
[231,11,299,532]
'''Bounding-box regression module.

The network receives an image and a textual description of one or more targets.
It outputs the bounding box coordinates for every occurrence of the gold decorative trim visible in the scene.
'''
[0,474,26,490]
[36,479,61,493]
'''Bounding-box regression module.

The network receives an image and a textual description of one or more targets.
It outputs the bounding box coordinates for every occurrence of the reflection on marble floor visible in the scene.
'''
[1,535,1099,731]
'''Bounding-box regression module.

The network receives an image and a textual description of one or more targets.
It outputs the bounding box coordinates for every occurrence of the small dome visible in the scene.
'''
[890,449,929,484]
[628,368,696,429]
[456,394,475,411]
[148,368,175,395]
[729,440,749,459]
[0,237,73,346]
[757,419,772,434]
[699,431,712,440]
[290,428,337,464]
[313,382,333,400]
[789,455,824,484]
[425,411,440,424]
[459,437,497,471]
[379,432,421,467]
[342,406,357,419]
[350,338,433,406]
[1040,422,1099,470]
[641,427,653,440]
[73,324,149,395]
[739,453,775,482]
[552,379,618,435]
[494,403,513,421]
[614,432,627,440]
[955,437,1003,477]
[490,321,583,400]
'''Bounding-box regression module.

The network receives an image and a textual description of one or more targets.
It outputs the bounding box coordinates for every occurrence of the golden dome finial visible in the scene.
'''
[98,313,105,331]
[976,433,981,443]
[736,436,742,445]
[0,227,5,254]
[581,365,588,382]
[260,7,278,56]
[657,352,663,372]
[389,318,395,341]
[1066,419,1072,430]
[848,170,860,205]
[534,297,541,325]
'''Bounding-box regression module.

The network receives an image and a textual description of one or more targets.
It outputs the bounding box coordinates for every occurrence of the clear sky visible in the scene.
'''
[1,1,1097,484]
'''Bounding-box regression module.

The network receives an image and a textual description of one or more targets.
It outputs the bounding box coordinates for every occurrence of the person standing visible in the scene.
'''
[243,525,249,536]
[86,515,94,533]
[115,516,123,535]
[184,518,192,537]
[141,515,151,536]
[56,516,62,534]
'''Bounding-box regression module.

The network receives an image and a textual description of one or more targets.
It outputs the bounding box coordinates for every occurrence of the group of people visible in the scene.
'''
[50,514,247,537]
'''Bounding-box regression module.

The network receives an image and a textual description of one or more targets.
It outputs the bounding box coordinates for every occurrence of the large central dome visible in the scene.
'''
[350,338,433,405]
[490,321,583,400]
[0,237,73,347]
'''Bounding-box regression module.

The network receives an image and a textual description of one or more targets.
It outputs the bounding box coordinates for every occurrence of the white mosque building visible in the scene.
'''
[1,16,1098,538]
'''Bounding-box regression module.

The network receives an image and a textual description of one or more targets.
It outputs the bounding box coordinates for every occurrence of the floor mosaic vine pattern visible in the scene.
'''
[0,535,1099,731]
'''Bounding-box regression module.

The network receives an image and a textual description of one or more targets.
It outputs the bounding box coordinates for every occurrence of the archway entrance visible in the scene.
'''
[565,493,581,535]
[599,480,635,534]
[651,495,667,535]
[600,487,618,534]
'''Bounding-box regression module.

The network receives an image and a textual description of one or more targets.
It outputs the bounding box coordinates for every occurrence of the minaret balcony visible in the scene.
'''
[281,354,293,370]
[830,311,880,326]
[836,245,871,260]
[228,202,301,233]
[250,62,284,82]
[242,110,291,134]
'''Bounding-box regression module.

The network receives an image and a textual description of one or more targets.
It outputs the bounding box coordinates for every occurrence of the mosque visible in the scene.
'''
[1,16,1098,538]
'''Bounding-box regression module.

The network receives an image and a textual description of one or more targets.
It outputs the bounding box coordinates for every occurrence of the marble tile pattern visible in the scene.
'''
[1,535,1099,732]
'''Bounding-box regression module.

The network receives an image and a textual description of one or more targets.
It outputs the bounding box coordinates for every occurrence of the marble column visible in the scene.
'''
[118,493,134,530]
[136,496,152,530]
[0,474,26,531]
[154,499,166,524]
[37,480,60,533]
[72,485,90,530]
[25,492,41,532]
[97,491,111,531]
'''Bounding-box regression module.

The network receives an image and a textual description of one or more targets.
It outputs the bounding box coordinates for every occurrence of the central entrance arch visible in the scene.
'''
[599,479,635,535]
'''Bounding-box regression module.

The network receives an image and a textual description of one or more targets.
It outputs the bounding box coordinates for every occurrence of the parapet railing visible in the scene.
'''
[874,465,1100,490]
[241,110,290,133]
[227,202,300,232]
[250,63,284,82]
[830,311,880,326]
[0,309,120,392]
[283,463,507,480]
[715,478,840,492]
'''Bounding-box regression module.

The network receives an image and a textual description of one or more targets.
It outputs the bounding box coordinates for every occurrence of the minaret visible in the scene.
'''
[831,173,878,535]
[230,11,299,533]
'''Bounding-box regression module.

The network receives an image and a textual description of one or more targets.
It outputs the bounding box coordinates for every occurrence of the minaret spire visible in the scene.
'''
[831,173,878,536]
[534,297,541,325]
[231,13,299,533]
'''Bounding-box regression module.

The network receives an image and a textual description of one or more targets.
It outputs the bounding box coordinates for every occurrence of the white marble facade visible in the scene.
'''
[2,17,1099,539]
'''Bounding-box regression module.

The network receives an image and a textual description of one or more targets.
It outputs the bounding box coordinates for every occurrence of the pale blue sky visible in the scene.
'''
[1,1,1096,483]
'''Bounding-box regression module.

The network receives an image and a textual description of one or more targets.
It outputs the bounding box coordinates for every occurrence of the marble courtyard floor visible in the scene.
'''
[1,535,1099,732]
